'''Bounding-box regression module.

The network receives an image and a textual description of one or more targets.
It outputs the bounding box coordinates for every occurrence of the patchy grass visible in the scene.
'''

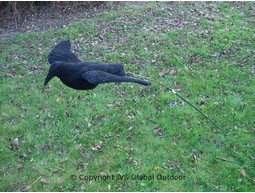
[1,2,255,191]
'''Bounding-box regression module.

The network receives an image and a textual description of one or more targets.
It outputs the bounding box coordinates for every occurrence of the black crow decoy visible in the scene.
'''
[44,40,151,90]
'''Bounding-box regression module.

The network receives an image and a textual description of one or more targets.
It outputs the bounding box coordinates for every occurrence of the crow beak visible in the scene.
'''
[44,72,54,86]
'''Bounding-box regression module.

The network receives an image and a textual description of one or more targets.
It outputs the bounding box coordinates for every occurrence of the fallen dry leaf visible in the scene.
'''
[16,163,23,170]
[163,159,181,170]
[196,100,205,106]
[20,186,29,192]
[106,104,114,108]
[191,149,201,161]
[28,147,33,154]
[153,125,165,138]
[159,69,176,77]
[40,177,49,184]
[127,157,133,164]
[9,138,20,150]
[166,100,176,107]
[42,141,52,151]
[128,126,134,131]
[240,169,246,177]
[91,144,102,151]
[81,151,92,158]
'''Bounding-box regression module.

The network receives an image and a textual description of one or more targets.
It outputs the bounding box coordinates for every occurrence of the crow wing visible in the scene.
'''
[84,63,125,76]
[48,40,81,64]
[81,70,151,86]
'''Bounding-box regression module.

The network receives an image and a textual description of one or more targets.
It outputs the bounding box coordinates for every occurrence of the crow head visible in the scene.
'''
[44,62,59,86]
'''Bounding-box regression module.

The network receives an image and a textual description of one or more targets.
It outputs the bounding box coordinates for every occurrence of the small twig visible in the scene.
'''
[30,176,42,186]
[26,176,42,190]
[171,89,224,134]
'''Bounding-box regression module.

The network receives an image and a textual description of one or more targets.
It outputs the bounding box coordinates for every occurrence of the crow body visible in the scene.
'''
[44,40,151,90]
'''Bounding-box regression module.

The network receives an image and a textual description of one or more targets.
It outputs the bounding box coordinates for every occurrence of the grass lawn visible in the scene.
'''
[0,2,255,191]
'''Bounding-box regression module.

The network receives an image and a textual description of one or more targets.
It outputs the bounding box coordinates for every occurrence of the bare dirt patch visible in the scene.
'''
[0,2,131,38]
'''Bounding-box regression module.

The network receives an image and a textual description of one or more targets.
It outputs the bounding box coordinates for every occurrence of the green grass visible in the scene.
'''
[1,2,255,191]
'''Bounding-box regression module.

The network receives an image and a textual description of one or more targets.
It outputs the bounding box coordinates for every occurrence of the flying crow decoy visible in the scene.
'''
[44,40,151,90]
